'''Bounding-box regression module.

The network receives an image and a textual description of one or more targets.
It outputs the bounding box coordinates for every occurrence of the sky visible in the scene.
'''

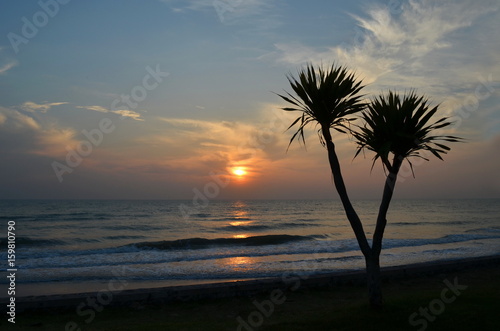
[0,0,499,200]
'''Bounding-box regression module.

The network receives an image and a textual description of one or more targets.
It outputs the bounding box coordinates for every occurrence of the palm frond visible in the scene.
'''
[353,90,464,174]
[275,63,366,149]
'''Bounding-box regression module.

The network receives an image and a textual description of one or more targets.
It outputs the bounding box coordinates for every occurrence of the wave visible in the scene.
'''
[33,212,98,222]
[278,222,321,228]
[0,237,66,247]
[2,211,155,223]
[391,220,474,226]
[103,235,148,240]
[382,233,500,250]
[133,234,312,251]
[220,225,270,231]
[466,227,500,234]
[207,217,253,222]
[0,215,36,221]
[102,225,164,231]
[4,232,500,281]
[192,213,211,218]
[219,221,321,232]
[5,233,499,272]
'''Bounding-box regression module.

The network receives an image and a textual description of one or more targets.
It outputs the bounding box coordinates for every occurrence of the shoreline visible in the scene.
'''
[8,254,500,312]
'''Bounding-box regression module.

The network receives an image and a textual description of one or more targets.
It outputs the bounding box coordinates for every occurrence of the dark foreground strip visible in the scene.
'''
[7,255,500,312]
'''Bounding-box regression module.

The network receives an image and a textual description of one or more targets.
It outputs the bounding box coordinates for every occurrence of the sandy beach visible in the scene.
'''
[9,255,499,312]
[2,254,498,331]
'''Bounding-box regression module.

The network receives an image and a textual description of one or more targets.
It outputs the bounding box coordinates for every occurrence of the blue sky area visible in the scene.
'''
[0,0,499,199]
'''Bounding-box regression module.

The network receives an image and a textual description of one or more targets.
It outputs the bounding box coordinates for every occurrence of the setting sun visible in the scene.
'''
[232,167,247,177]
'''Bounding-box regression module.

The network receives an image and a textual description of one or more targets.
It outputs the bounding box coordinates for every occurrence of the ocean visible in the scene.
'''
[1,199,499,297]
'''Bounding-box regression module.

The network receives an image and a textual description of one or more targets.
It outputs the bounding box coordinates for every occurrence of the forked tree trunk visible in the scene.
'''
[322,125,404,309]
[368,156,403,308]
[366,253,382,308]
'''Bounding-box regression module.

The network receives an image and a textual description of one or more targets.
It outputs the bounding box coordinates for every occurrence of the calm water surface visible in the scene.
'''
[0,199,498,296]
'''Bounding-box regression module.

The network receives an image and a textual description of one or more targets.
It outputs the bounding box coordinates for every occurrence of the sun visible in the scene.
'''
[231,167,247,177]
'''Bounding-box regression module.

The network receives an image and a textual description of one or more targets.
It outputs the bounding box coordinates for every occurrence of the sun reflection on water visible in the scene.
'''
[229,221,252,227]
[231,209,248,220]
[225,256,253,272]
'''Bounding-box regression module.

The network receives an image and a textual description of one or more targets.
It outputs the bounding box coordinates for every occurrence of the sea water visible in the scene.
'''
[0,199,499,297]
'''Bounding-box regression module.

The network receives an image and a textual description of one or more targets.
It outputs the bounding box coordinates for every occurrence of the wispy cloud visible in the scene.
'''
[266,0,500,143]
[33,127,79,157]
[157,117,257,152]
[159,0,212,12]
[21,101,68,113]
[269,0,499,89]
[161,0,270,14]
[76,105,108,113]
[0,107,40,131]
[160,0,281,29]
[0,106,79,157]
[77,105,144,121]
[111,110,144,121]
[0,61,17,75]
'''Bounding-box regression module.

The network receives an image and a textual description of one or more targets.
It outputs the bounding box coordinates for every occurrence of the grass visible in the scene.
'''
[3,264,499,331]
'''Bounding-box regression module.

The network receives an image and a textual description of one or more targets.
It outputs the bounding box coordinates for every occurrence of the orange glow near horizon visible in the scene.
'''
[232,234,249,239]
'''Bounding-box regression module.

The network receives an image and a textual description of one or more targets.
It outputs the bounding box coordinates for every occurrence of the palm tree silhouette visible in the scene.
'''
[278,64,462,308]
[354,90,463,307]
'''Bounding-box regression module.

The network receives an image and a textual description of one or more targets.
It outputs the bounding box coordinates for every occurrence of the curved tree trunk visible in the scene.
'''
[367,155,403,308]
[321,126,371,257]
[372,156,402,257]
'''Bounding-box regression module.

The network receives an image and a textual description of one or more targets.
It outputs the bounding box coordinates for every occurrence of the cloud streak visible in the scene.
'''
[161,0,281,29]
[76,105,108,113]
[0,61,17,75]
[77,105,144,121]
[0,106,79,157]
[0,107,40,131]
[21,101,68,113]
